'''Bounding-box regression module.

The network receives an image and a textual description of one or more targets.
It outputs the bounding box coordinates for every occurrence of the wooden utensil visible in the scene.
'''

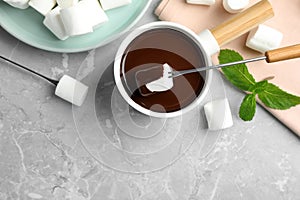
[169,44,300,78]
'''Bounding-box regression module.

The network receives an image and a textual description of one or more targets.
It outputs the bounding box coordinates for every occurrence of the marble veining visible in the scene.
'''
[1,1,300,199]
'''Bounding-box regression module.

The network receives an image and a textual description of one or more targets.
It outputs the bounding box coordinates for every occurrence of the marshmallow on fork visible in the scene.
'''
[146,63,174,92]
[55,75,89,106]
[3,0,29,9]
[204,98,233,130]
[43,7,69,40]
[246,24,283,53]
[186,0,215,6]
[29,0,56,15]
[99,0,131,11]
[0,55,88,106]
[223,0,249,13]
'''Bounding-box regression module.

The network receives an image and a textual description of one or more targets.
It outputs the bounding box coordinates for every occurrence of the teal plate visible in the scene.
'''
[0,0,151,53]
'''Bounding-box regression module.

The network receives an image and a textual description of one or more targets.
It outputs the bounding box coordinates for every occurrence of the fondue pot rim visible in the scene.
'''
[114,21,212,118]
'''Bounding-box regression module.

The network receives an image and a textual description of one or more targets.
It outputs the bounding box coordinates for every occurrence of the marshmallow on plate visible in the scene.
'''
[60,5,94,36]
[186,0,215,6]
[3,0,29,9]
[78,0,108,29]
[223,0,249,13]
[56,0,78,8]
[29,0,56,15]
[55,75,89,106]
[99,0,131,11]
[43,7,69,40]
[204,98,233,130]
[146,63,174,92]
[246,24,283,53]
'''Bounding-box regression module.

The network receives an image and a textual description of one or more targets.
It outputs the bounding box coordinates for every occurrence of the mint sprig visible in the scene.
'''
[218,49,300,121]
[239,94,256,121]
[219,49,256,91]
[258,83,300,109]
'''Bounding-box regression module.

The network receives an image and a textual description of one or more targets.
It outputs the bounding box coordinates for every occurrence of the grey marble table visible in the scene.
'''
[1,1,300,200]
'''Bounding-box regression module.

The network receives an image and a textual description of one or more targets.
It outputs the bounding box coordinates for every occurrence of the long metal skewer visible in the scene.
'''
[169,56,267,78]
[0,55,59,85]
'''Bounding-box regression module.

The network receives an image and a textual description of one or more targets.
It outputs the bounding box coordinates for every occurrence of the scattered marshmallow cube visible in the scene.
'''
[246,24,283,53]
[29,0,56,15]
[186,0,215,6]
[204,98,233,130]
[78,0,108,29]
[146,63,174,92]
[223,0,249,13]
[99,0,131,11]
[43,7,69,40]
[60,5,94,36]
[55,75,88,106]
[3,0,29,9]
[56,0,78,8]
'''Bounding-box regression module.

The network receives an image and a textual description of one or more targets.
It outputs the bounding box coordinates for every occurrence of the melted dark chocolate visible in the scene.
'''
[120,28,206,113]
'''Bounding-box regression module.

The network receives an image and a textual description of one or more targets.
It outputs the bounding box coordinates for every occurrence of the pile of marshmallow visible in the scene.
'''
[187,0,283,53]
[3,0,132,40]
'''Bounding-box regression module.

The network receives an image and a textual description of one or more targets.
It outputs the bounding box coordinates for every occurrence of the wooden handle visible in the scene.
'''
[211,0,274,47]
[265,44,300,63]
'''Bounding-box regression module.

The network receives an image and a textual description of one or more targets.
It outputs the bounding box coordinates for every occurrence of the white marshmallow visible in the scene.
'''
[99,0,131,11]
[186,0,215,6]
[3,0,29,9]
[146,63,174,92]
[29,0,56,15]
[60,5,93,36]
[223,0,249,13]
[198,29,220,56]
[43,7,69,40]
[55,75,88,106]
[246,24,283,53]
[56,0,78,8]
[78,0,108,29]
[204,98,233,130]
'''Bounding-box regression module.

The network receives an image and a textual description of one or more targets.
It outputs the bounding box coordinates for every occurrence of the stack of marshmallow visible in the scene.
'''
[186,0,283,53]
[3,0,132,40]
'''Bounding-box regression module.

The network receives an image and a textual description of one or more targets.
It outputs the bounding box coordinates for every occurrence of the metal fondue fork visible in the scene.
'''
[168,44,300,78]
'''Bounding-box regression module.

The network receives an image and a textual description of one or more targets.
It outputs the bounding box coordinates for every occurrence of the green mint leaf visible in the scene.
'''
[258,82,300,109]
[239,94,256,121]
[219,49,256,91]
[249,80,268,94]
[218,49,300,122]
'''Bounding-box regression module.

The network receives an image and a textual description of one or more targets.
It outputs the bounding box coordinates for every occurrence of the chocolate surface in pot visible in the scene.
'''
[120,28,206,113]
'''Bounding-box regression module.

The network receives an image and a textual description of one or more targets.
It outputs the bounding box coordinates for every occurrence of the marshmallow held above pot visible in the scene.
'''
[113,0,274,119]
